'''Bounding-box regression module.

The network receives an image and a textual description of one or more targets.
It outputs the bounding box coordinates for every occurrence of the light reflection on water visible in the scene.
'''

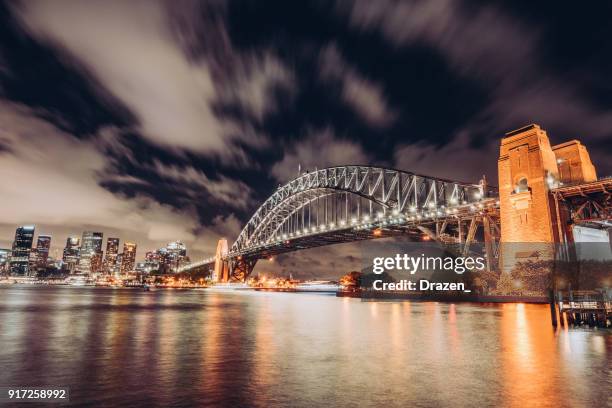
[0,286,610,407]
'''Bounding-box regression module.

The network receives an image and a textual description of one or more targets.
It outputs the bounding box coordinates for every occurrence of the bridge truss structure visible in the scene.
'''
[180,166,501,281]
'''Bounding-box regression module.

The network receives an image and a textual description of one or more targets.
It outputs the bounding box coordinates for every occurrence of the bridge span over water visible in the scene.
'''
[181,165,501,281]
[180,124,610,282]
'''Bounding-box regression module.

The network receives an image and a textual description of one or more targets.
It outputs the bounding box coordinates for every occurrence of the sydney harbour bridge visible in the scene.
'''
[180,124,611,282]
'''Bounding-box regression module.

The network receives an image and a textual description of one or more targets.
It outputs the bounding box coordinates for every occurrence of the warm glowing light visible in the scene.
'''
[373,229,382,236]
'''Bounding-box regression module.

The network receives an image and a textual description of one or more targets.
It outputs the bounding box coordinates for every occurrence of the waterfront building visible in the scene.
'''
[32,235,51,272]
[135,261,147,274]
[77,231,103,275]
[144,251,160,273]
[103,237,120,275]
[9,225,35,276]
[120,242,137,274]
[165,241,188,272]
[62,236,80,273]
[0,248,10,274]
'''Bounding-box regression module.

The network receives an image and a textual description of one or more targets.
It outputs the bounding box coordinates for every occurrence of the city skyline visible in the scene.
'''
[1,1,611,279]
[0,223,192,276]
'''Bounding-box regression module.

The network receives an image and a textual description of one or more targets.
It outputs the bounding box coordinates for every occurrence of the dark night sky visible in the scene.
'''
[0,0,610,277]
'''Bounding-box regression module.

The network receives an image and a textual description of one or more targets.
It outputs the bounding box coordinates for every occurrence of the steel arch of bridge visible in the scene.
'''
[231,166,485,256]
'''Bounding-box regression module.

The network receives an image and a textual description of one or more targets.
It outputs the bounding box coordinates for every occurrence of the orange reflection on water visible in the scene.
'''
[499,303,561,408]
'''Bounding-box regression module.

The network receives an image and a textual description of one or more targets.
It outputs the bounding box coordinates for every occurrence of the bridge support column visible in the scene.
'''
[229,257,257,282]
[213,238,229,282]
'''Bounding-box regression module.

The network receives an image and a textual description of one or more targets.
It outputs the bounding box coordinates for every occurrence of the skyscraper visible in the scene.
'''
[62,236,80,273]
[10,225,35,276]
[33,235,52,272]
[77,231,103,275]
[103,238,120,275]
[165,241,188,272]
[120,242,137,274]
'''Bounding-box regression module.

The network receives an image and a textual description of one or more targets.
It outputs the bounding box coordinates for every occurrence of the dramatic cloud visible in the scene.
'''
[12,0,293,159]
[319,44,396,127]
[271,128,372,182]
[338,0,612,152]
[0,100,222,258]
[152,160,253,209]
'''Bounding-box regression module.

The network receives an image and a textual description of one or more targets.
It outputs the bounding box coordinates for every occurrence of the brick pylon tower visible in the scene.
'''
[213,238,229,282]
[497,124,597,271]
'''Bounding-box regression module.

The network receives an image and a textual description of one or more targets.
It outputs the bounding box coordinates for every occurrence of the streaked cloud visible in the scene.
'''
[319,44,396,127]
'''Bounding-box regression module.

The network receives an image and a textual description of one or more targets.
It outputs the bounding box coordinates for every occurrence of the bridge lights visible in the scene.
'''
[363,215,370,221]
[427,201,436,209]
[450,197,458,205]
[339,220,346,226]
[376,211,383,219]
[329,222,335,228]
[409,206,416,212]
[474,192,483,199]
[351,217,357,224]
[392,209,399,216]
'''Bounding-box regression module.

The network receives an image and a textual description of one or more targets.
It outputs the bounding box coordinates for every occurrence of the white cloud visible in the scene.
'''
[222,52,296,122]
[271,128,371,182]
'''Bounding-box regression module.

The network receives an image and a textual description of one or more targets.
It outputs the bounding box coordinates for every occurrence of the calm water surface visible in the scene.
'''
[0,286,610,407]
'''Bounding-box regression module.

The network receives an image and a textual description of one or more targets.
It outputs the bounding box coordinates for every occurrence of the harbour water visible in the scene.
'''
[0,286,610,407]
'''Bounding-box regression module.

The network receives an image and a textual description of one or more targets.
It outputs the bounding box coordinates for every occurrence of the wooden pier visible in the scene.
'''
[553,290,611,328]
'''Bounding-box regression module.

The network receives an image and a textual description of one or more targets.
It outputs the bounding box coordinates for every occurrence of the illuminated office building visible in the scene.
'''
[33,235,52,272]
[120,242,137,274]
[165,241,189,272]
[77,231,103,275]
[10,225,35,276]
[103,238,120,275]
[62,236,80,273]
